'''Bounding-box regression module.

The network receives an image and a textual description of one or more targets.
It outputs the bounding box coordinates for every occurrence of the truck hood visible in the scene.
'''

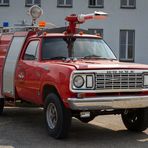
[56,59,148,70]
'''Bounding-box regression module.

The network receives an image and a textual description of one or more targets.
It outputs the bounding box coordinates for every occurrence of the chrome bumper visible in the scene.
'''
[67,95,148,110]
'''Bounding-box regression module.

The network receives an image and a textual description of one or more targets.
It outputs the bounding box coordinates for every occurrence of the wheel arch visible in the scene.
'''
[42,84,61,103]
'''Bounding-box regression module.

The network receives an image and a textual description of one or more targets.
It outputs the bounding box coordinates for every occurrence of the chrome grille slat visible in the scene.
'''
[96,72,143,90]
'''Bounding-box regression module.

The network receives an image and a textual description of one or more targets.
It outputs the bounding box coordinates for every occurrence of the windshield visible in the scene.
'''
[41,37,116,60]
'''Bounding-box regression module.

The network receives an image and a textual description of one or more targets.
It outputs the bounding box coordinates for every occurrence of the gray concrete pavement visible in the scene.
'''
[0,107,147,148]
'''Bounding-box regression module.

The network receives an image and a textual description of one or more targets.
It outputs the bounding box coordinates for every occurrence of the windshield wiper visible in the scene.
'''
[49,56,67,60]
[82,55,108,60]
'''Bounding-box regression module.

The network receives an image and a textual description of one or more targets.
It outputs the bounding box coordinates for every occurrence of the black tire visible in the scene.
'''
[78,117,95,123]
[121,108,148,132]
[0,98,4,115]
[44,93,72,139]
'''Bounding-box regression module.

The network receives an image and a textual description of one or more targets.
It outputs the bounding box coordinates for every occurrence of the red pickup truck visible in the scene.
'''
[0,6,148,139]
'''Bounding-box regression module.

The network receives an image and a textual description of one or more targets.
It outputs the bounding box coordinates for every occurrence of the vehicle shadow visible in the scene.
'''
[69,119,148,148]
[0,107,147,148]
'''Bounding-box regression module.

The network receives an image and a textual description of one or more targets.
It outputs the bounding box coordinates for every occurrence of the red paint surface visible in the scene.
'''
[1,31,148,109]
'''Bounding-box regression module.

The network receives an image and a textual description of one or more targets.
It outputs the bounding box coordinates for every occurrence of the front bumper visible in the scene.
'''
[67,95,148,110]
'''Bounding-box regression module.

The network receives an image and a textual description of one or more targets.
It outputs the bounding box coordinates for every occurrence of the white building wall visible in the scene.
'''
[0,0,148,64]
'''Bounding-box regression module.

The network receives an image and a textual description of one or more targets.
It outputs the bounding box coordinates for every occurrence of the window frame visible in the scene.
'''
[88,0,104,8]
[57,0,73,8]
[23,39,40,61]
[120,0,136,9]
[25,0,41,7]
[119,30,135,62]
[0,0,9,6]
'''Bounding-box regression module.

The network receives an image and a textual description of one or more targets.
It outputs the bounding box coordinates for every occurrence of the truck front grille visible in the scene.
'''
[96,73,143,90]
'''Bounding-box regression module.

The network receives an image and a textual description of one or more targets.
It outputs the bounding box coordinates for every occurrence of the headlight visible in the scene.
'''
[86,75,93,88]
[29,5,43,19]
[73,75,84,88]
[144,75,148,86]
[71,73,95,91]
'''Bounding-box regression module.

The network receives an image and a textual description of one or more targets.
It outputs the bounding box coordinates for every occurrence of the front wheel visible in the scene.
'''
[44,93,72,139]
[121,108,148,132]
[0,98,4,115]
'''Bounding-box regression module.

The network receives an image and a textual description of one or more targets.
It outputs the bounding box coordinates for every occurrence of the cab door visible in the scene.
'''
[15,39,42,104]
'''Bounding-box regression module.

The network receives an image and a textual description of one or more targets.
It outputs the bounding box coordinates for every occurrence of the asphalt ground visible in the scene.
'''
[0,107,147,148]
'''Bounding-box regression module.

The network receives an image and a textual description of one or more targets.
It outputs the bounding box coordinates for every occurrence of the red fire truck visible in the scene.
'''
[0,5,148,139]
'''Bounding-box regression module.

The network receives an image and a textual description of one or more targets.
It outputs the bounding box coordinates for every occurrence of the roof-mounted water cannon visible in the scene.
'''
[28,5,43,26]
[65,11,108,34]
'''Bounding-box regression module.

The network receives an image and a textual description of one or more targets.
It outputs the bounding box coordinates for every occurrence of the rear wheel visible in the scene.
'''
[121,108,148,132]
[0,98,4,115]
[44,93,72,139]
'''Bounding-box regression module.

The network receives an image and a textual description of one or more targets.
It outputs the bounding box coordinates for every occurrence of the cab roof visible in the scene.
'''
[0,26,102,39]
[35,27,102,39]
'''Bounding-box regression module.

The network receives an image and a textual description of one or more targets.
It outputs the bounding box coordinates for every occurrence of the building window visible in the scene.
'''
[57,0,73,7]
[89,0,104,8]
[88,29,103,38]
[121,0,136,9]
[25,0,41,7]
[0,0,9,6]
[119,30,135,62]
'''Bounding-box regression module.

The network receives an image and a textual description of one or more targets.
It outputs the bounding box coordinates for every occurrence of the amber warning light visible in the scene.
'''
[38,21,46,27]
[65,11,108,34]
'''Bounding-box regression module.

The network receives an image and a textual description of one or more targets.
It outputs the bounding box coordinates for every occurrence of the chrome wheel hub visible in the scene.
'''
[46,103,58,129]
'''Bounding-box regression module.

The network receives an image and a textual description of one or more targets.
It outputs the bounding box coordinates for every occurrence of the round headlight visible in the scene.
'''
[29,5,43,19]
[73,75,84,88]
